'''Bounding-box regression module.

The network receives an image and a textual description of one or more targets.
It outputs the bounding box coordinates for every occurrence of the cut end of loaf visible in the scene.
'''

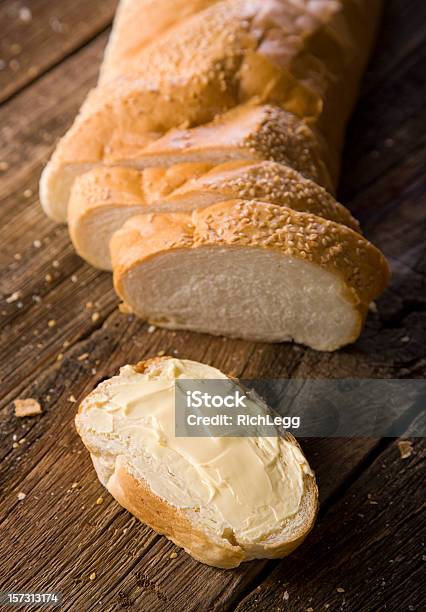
[40,159,93,223]
[111,201,389,351]
[117,245,363,350]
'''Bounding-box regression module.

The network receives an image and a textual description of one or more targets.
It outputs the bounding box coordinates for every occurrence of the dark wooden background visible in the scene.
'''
[0,1,425,610]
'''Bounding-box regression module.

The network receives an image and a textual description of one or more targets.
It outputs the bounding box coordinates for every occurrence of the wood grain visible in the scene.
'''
[0,0,424,610]
[0,0,116,103]
[235,437,425,612]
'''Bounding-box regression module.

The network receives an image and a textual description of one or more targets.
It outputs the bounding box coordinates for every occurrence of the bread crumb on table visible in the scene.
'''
[336,587,345,593]
[397,440,413,459]
[19,7,32,22]
[14,398,43,417]
[89,572,97,581]
[169,552,178,559]
[17,492,26,501]
[96,497,104,505]
[6,291,21,304]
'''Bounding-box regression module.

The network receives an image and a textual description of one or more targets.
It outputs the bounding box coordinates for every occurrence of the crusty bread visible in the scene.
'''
[69,160,359,270]
[99,0,219,84]
[40,0,388,350]
[68,163,213,269]
[41,104,332,223]
[75,356,318,568]
[40,0,382,221]
[111,201,389,350]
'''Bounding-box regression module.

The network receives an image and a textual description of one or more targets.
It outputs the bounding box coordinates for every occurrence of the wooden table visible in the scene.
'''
[0,1,424,610]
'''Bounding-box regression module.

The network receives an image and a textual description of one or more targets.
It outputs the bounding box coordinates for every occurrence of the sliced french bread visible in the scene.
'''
[41,0,382,222]
[41,103,331,223]
[111,200,389,350]
[68,163,213,269]
[69,160,358,270]
[75,356,318,568]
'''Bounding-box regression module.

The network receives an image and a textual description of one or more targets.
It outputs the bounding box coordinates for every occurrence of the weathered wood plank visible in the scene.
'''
[0,315,392,611]
[0,34,116,405]
[360,0,426,97]
[0,33,107,217]
[234,436,425,612]
[0,0,116,103]
[340,37,426,202]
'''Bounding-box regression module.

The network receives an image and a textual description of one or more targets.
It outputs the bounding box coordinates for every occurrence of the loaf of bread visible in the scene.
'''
[75,357,318,568]
[68,161,359,270]
[41,0,389,350]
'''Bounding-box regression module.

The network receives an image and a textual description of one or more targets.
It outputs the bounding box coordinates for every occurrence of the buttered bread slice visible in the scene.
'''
[75,357,318,568]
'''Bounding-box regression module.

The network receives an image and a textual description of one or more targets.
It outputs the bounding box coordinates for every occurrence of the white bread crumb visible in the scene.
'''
[14,398,43,417]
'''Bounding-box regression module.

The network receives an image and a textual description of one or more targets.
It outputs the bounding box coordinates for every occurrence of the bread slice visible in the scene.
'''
[134,105,333,190]
[75,356,318,568]
[68,163,213,270]
[41,103,332,224]
[68,160,358,271]
[111,200,389,350]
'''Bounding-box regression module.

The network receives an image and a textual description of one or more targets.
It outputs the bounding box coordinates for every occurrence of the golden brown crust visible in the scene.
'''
[106,457,245,568]
[67,160,358,269]
[111,200,390,316]
[68,163,215,223]
[41,0,383,221]
[170,160,359,230]
[100,0,219,83]
[140,104,333,191]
